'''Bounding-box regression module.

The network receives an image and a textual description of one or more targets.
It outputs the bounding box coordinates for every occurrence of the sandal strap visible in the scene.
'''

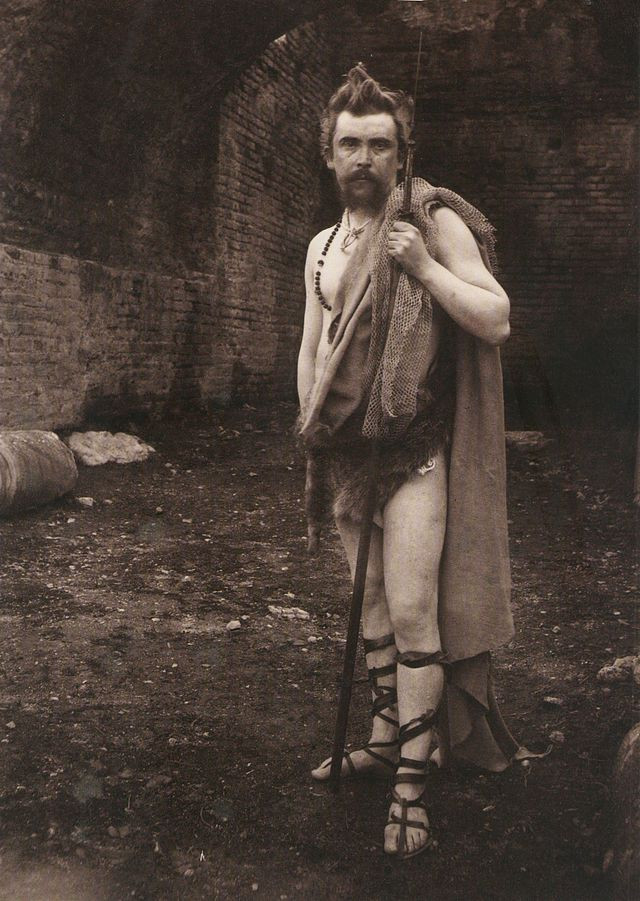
[373,708,399,728]
[373,711,399,727]
[343,752,357,776]
[389,787,429,856]
[371,684,397,707]
[398,710,438,745]
[371,685,396,705]
[363,632,396,654]
[392,714,436,789]
[368,662,396,682]
[398,756,427,770]
[394,772,426,785]
[397,649,446,668]
[365,739,398,751]
[390,811,428,828]
[368,660,398,727]
[362,744,398,769]
[334,741,398,774]
[390,786,427,810]
[394,811,427,860]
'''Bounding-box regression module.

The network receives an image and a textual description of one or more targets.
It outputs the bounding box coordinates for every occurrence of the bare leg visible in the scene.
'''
[381,453,447,856]
[311,518,398,780]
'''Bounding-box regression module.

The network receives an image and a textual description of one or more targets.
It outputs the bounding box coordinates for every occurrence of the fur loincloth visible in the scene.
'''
[304,342,455,530]
[329,388,453,523]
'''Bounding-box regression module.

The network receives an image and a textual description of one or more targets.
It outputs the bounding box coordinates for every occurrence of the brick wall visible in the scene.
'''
[214,24,334,401]
[334,0,637,427]
[0,11,332,427]
[0,245,225,429]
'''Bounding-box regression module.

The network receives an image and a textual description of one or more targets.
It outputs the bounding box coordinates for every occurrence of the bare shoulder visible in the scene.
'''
[305,226,335,271]
[308,225,336,253]
[430,204,507,303]
[430,206,481,264]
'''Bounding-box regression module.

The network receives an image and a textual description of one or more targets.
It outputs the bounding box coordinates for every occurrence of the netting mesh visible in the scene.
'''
[361,178,496,439]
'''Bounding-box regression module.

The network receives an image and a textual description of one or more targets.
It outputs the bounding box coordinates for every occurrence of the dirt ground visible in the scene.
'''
[0,404,636,901]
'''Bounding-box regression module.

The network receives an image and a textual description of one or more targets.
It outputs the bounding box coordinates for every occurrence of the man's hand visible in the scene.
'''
[387,221,433,280]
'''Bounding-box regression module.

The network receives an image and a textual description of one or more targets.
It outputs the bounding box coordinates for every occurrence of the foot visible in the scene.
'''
[384,782,432,858]
[311,740,397,781]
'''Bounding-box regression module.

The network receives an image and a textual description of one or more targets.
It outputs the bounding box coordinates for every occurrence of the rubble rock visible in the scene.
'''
[597,656,638,684]
[267,605,310,620]
[505,431,553,450]
[66,431,155,466]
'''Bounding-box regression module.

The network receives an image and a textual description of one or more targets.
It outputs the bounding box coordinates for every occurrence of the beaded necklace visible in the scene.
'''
[313,220,341,311]
[314,212,372,311]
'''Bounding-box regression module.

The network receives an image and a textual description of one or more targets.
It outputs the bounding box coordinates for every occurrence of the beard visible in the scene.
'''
[339,173,390,214]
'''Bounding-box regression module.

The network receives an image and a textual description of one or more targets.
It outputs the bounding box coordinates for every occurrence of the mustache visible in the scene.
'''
[348,171,378,183]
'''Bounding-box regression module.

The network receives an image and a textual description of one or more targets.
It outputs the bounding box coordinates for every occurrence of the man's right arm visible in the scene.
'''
[297,239,323,413]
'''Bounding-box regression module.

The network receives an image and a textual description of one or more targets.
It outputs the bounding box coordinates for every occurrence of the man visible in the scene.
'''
[297,65,522,860]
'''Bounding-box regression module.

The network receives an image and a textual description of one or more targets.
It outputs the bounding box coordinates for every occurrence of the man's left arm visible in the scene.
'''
[388,206,510,346]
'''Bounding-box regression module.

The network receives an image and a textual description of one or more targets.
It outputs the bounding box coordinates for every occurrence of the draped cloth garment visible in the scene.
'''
[299,182,520,771]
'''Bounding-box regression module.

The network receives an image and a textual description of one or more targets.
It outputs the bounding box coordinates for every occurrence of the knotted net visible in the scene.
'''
[361,178,497,440]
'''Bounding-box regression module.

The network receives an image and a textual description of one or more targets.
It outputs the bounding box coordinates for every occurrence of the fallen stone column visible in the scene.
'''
[610,722,640,899]
[0,431,78,516]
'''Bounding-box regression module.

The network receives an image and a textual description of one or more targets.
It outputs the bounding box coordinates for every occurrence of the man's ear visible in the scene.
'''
[325,151,335,171]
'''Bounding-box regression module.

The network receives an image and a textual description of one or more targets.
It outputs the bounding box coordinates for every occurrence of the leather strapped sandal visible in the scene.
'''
[356,632,399,770]
[313,633,398,780]
[386,650,445,860]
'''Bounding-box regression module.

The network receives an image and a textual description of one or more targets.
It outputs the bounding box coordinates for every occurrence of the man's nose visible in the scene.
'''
[355,146,372,167]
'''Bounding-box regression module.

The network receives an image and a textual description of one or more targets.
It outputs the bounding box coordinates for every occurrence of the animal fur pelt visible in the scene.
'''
[303,345,454,545]
[330,388,453,523]
[304,448,333,554]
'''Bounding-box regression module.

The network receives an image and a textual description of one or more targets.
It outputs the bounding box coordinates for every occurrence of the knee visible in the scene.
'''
[388,595,438,645]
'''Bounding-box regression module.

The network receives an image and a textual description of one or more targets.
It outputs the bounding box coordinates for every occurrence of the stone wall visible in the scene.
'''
[0,6,333,427]
[0,0,636,429]
[335,0,638,427]
[0,244,221,429]
[214,27,334,402]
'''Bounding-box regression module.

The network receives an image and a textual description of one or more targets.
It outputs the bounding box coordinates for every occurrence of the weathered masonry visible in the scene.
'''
[0,1,334,428]
[0,1,637,430]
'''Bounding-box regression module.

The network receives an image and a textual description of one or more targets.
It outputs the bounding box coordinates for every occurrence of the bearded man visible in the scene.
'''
[297,65,524,860]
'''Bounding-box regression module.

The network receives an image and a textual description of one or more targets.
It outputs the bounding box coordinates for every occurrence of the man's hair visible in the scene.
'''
[320,63,414,161]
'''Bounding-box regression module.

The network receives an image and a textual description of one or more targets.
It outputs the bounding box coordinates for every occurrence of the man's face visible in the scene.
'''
[327,110,403,212]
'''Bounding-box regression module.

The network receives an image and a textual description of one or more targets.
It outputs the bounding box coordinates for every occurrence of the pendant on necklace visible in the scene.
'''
[340,229,360,250]
[340,212,372,251]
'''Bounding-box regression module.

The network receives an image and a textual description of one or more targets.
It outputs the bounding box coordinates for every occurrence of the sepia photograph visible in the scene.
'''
[0,1,637,898]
